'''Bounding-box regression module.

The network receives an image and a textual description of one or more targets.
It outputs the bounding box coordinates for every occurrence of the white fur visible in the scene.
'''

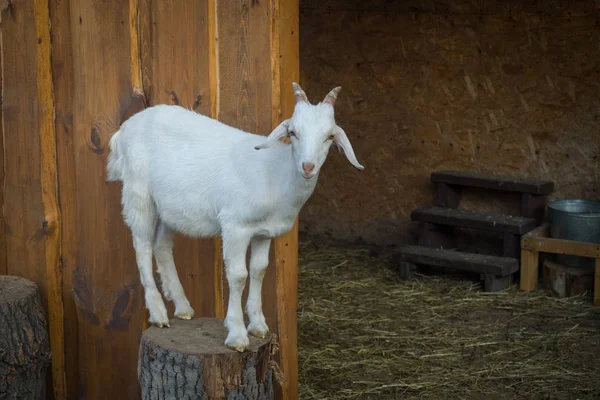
[106,83,363,351]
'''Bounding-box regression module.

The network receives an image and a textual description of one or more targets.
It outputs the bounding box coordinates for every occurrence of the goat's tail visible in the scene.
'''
[106,129,124,181]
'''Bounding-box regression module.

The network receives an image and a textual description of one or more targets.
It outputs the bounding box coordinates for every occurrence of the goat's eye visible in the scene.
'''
[327,134,335,141]
[289,131,297,138]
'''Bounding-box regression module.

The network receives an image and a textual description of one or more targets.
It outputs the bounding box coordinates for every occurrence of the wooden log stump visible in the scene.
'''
[542,259,594,298]
[0,276,51,400]
[138,318,278,400]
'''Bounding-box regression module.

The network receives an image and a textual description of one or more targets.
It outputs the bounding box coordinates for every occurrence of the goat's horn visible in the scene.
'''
[323,86,341,106]
[292,82,308,104]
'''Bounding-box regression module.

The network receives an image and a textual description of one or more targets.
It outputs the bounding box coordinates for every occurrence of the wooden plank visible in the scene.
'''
[208,0,224,319]
[33,0,66,398]
[2,0,47,308]
[520,249,539,291]
[139,0,217,320]
[396,245,519,276]
[411,206,537,235]
[217,0,274,327]
[55,2,145,399]
[522,234,600,258]
[1,1,59,397]
[48,0,77,396]
[431,170,554,195]
[274,1,300,398]
[522,223,600,259]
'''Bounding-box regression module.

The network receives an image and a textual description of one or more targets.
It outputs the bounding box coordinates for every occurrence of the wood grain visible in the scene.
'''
[1,1,64,397]
[3,1,301,398]
[129,0,142,94]
[139,0,217,319]
[56,1,144,398]
[48,0,77,396]
[2,0,47,306]
[520,249,539,291]
[208,0,224,319]
[33,0,66,398]
[217,0,274,327]
[274,0,300,398]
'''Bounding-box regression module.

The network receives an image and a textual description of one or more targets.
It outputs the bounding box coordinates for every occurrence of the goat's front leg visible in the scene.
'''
[222,229,252,352]
[246,237,271,338]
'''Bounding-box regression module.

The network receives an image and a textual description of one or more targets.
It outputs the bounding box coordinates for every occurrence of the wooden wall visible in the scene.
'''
[299,0,600,247]
[0,0,299,399]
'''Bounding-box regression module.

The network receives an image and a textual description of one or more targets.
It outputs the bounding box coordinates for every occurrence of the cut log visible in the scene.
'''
[542,259,594,298]
[138,318,278,400]
[0,276,51,400]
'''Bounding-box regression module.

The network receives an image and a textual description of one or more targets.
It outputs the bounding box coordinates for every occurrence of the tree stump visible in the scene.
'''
[0,276,51,400]
[138,318,278,400]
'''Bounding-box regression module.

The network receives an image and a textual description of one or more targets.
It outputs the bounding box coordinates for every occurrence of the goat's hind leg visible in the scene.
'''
[153,222,195,320]
[123,184,169,327]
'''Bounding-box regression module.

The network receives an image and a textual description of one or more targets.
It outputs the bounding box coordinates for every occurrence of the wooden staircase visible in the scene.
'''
[394,170,554,291]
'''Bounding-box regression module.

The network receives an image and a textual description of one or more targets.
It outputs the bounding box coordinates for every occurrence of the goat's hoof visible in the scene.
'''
[152,321,170,328]
[175,312,194,320]
[224,333,250,352]
[174,304,195,320]
[247,321,269,339]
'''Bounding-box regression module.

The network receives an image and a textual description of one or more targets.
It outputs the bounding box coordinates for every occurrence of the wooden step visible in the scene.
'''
[395,245,519,277]
[411,206,537,235]
[431,170,554,195]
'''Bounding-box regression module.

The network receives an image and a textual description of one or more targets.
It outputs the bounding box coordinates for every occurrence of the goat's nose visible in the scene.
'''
[302,162,315,174]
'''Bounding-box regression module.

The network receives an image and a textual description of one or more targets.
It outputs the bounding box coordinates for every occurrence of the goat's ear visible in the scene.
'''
[254,119,290,150]
[332,125,364,170]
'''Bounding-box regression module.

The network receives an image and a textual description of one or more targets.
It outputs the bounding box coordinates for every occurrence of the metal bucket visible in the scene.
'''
[547,199,600,267]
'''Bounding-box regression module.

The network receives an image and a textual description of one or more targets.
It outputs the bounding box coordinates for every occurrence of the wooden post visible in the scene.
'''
[520,193,547,225]
[138,319,277,400]
[520,249,539,291]
[503,232,520,259]
[0,276,51,400]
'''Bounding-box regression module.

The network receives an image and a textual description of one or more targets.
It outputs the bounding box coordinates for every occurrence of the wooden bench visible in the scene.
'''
[431,170,554,224]
[396,245,519,292]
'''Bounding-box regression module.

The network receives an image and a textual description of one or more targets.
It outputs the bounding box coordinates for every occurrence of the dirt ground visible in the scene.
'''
[297,240,600,400]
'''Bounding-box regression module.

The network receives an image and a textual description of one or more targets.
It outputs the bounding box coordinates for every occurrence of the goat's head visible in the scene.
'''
[254,82,364,180]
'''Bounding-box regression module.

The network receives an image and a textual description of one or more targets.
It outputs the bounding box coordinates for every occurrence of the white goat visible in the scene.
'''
[106,82,363,351]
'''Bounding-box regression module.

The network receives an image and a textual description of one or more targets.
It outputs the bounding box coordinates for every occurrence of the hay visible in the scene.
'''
[297,241,600,399]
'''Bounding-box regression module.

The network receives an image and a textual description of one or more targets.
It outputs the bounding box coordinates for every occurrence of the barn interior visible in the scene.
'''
[1,0,599,399]
[296,0,600,398]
